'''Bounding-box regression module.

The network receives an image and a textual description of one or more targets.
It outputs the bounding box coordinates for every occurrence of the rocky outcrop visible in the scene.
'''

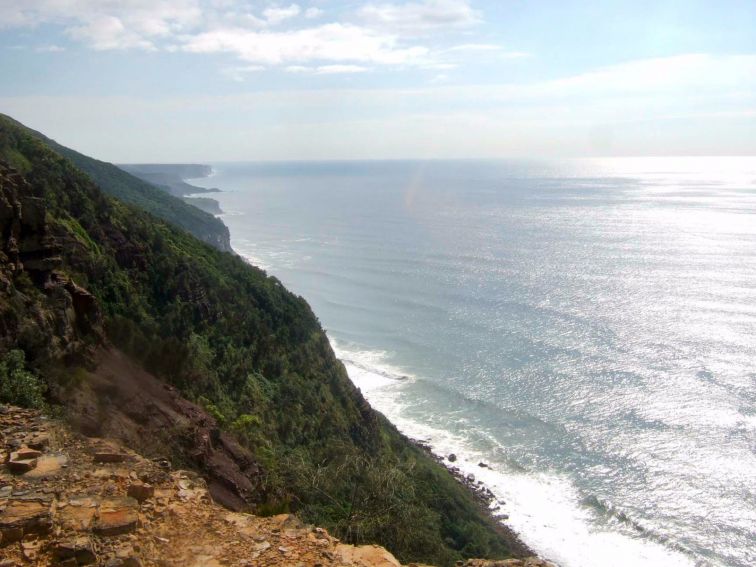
[0,161,103,363]
[0,162,59,282]
[0,405,431,566]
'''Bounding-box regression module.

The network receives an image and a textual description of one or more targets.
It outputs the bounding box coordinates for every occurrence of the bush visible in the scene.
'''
[0,349,45,408]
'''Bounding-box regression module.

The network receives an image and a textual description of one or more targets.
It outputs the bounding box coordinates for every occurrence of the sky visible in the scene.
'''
[0,0,754,161]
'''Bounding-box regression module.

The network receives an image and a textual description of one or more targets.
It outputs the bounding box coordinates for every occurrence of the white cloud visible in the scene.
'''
[358,0,480,36]
[3,54,753,160]
[317,64,368,74]
[0,0,479,71]
[0,0,203,49]
[285,64,369,75]
[445,43,503,52]
[35,44,65,52]
[0,0,500,79]
[183,23,429,66]
[262,4,301,25]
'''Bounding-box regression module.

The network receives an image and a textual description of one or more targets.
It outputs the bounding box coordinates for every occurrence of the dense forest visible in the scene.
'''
[0,114,520,566]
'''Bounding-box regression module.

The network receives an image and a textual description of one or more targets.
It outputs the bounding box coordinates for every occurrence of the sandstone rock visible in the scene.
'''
[271,513,304,530]
[93,448,129,463]
[94,497,139,536]
[59,496,98,531]
[7,455,38,473]
[337,544,402,567]
[0,496,53,544]
[24,431,50,450]
[12,446,42,460]
[24,453,68,479]
[127,481,155,502]
[22,539,42,561]
[54,536,97,565]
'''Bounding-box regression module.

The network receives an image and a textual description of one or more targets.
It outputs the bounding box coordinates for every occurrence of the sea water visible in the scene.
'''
[191,157,756,567]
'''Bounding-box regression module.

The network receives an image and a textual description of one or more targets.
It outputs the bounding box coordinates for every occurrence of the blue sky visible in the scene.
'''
[0,1,754,161]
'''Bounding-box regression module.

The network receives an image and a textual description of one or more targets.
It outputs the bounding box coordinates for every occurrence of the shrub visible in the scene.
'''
[0,349,45,408]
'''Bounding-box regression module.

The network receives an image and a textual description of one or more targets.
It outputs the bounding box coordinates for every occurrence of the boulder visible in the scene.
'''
[0,496,53,544]
[94,497,139,536]
[7,456,37,473]
[12,446,42,460]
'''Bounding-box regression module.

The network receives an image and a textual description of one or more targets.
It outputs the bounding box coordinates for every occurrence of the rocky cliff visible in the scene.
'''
[0,162,102,365]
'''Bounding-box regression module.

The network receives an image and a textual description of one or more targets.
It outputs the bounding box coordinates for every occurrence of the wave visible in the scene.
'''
[331,339,699,567]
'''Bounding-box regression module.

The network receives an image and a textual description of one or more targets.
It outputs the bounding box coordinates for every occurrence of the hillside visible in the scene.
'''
[0,116,528,566]
[118,163,225,216]
[118,164,218,197]
[0,114,231,253]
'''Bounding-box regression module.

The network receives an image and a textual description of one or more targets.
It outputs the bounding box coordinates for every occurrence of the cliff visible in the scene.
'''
[0,115,231,253]
[117,164,219,198]
[0,115,530,566]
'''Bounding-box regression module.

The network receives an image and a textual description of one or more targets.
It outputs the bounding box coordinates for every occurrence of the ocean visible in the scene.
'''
[190,157,756,567]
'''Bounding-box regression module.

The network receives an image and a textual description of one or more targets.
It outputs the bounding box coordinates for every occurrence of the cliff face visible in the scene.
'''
[0,163,267,513]
[0,162,102,365]
[0,115,527,566]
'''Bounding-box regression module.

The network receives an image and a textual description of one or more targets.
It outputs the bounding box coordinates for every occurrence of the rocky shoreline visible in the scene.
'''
[410,439,537,561]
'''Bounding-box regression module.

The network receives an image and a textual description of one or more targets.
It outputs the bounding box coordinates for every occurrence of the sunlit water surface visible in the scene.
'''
[192,157,756,567]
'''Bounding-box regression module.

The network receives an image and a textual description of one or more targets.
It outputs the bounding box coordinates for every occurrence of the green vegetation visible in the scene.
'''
[0,113,231,252]
[0,349,45,409]
[0,115,517,566]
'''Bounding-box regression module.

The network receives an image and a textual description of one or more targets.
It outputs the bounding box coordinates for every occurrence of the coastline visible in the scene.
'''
[410,436,536,560]
[184,162,707,567]
[117,163,226,216]
[224,246,541,564]
[189,163,545,565]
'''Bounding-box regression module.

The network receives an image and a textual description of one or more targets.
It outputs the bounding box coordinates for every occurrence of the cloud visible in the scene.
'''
[3,54,753,160]
[358,0,480,36]
[445,43,503,52]
[0,0,203,49]
[35,44,65,52]
[183,23,429,66]
[262,4,301,25]
[286,64,369,74]
[1,0,482,72]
